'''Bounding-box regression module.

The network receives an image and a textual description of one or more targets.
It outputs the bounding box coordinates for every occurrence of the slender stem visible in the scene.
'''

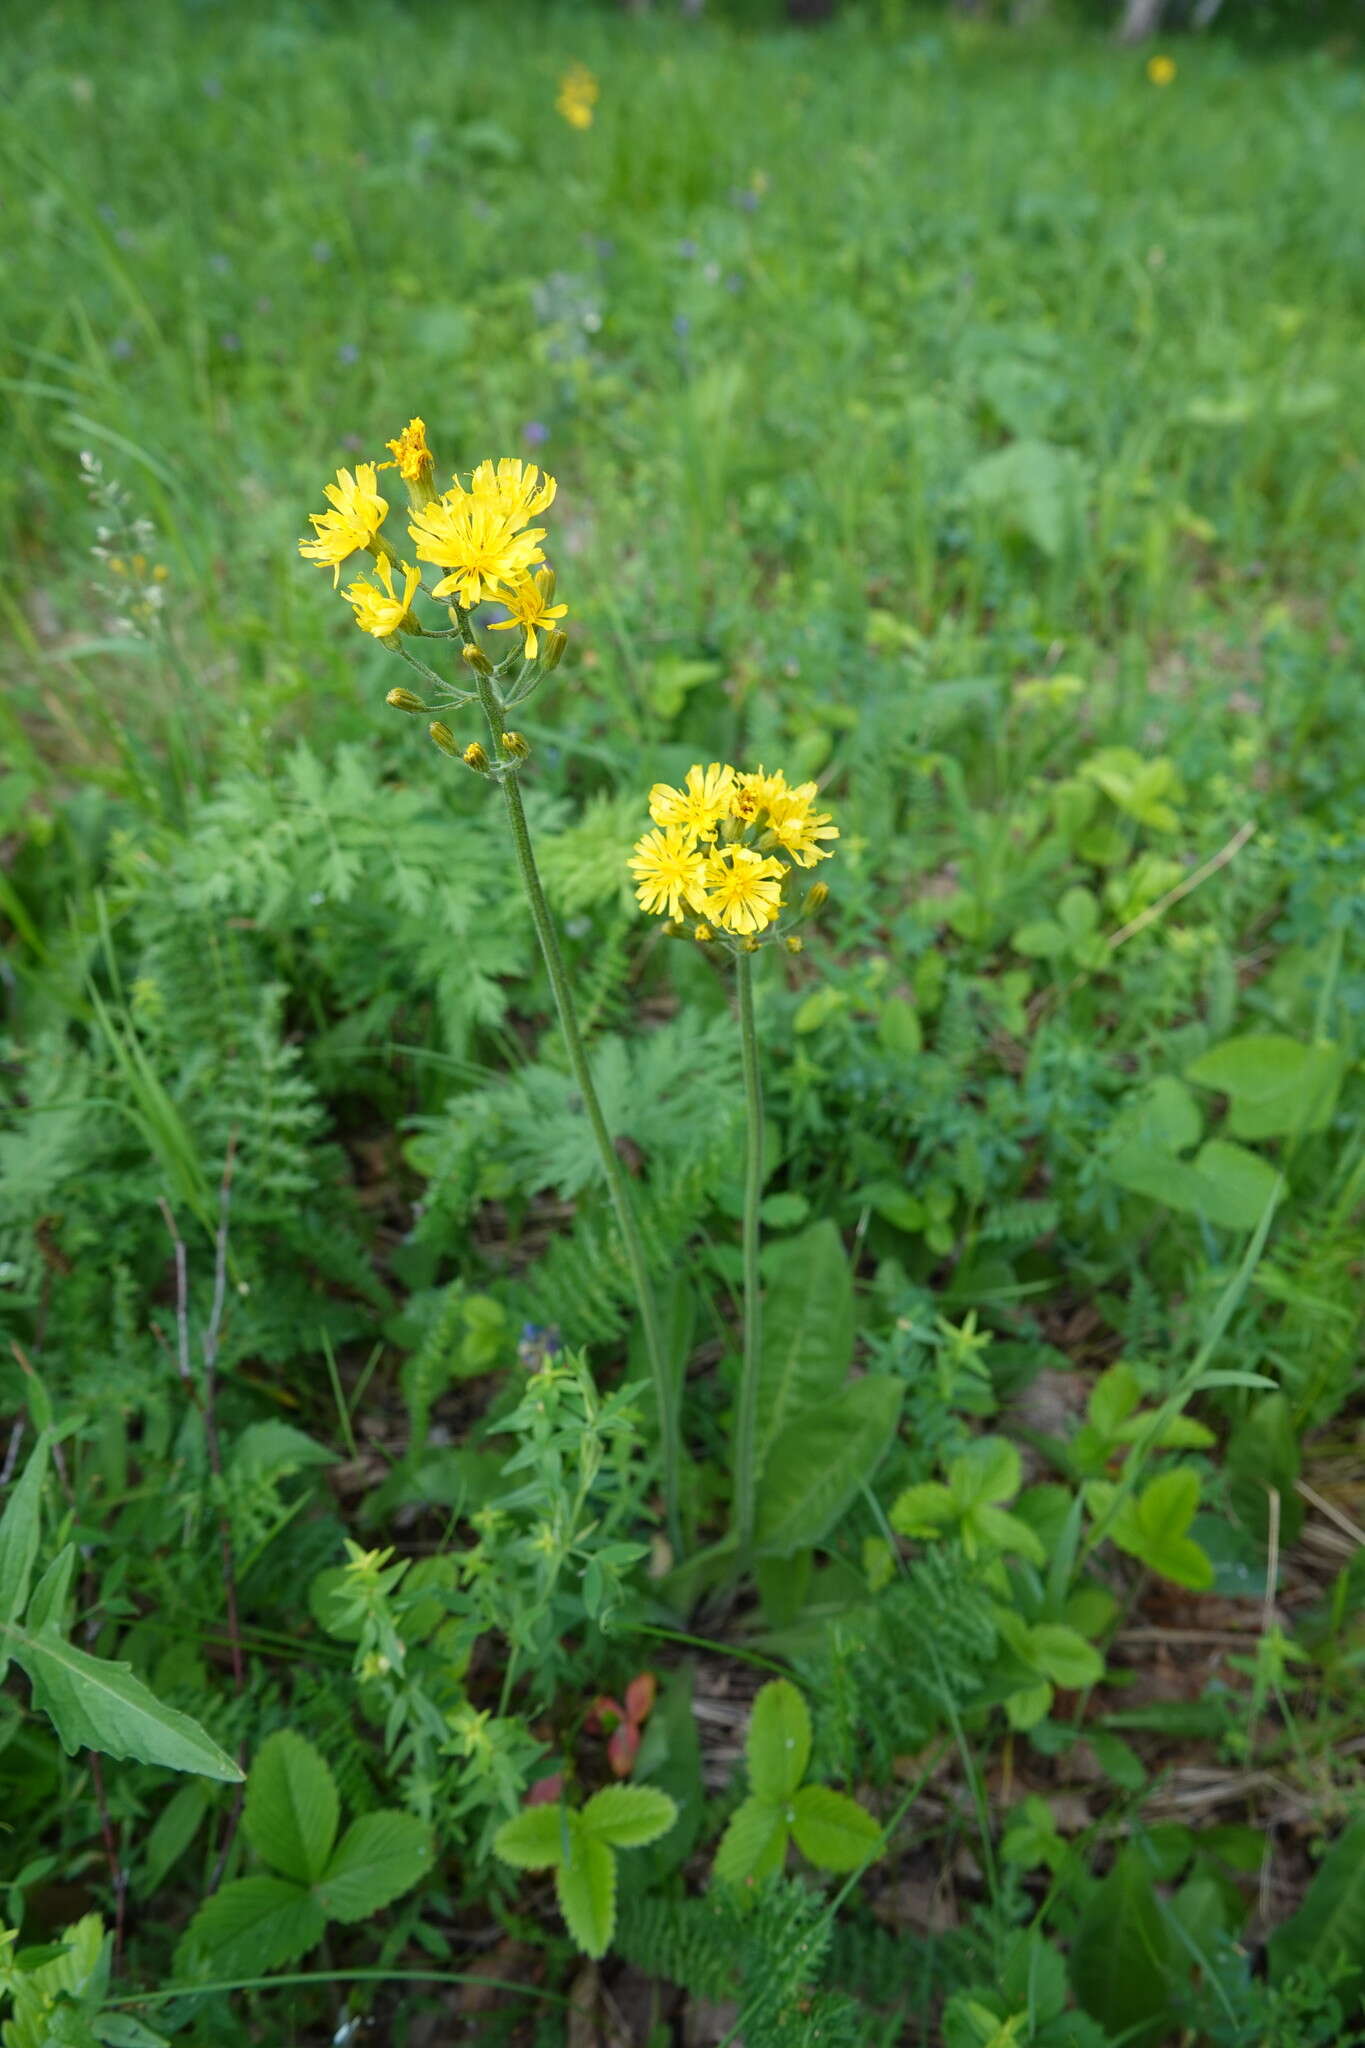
[469,671,681,1551]
[732,948,765,1563]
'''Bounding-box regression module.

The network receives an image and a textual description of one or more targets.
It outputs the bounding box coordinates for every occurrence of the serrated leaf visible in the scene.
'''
[243,1730,339,1885]
[888,1481,955,1538]
[755,1375,902,1556]
[493,1803,567,1870]
[313,1809,435,1922]
[26,1542,76,1634]
[555,1825,616,1958]
[949,1436,1021,1510]
[580,1784,677,1850]
[790,1785,882,1872]
[177,1875,326,1979]
[753,1222,855,1468]
[1028,1624,1103,1691]
[747,1680,811,1803]
[0,1432,49,1678]
[11,1624,242,1780]
[713,1795,789,1888]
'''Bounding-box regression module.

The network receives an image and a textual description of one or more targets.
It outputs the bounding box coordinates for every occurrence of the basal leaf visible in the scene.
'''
[12,1623,243,1781]
[753,1221,855,1468]
[747,1680,811,1803]
[313,1809,435,1922]
[1186,1034,1346,1140]
[1069,1846,1174,2047]
[755,1376,902,1557]
[243,1729,339,1886]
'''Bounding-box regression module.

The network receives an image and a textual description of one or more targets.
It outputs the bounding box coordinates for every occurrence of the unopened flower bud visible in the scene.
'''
[741,936,761,953]
[785,935,804,954]
[462,741,490,773]
[499,730,531,760]
[805,881,830,914]
[539,628,568,673]
[693,922,714,943]
[428,721,460,758]
[661,918,680,938]
[386,687,427,713]
[461,642,494,677]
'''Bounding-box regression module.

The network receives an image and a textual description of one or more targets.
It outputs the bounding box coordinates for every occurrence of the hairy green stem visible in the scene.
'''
[469,670,681,1550]
[732,948,765,1563]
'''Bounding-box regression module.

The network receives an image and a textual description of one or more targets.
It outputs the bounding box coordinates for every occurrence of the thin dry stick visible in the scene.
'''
[0,1418,24,1486]
[1106,818,1258,954]
[1295,1477,1365,1550]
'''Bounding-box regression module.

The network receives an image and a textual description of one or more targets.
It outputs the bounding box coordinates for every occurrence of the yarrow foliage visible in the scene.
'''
[629,764,836,945]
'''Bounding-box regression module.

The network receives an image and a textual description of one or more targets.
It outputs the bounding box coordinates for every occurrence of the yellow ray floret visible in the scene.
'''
[383,417,435,483]
[628,826,709,921]
[456,457,557,528]
[299,464,388,585]
[408,495,547,610]
[342,555,420,639]
[764,783,839,867]
[737,765,790,819]
[648,762,738,838]
[487,569,569,661]
[697,846,786,936]
[557,63,599,130]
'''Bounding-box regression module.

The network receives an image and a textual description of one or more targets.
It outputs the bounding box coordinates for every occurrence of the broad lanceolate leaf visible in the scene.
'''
[753,1221,854,1469]
[555,1824,616,1958]
[755,1376,903,1557]
[580,1784,677,1850]
[313,1809,435,1922]
[747,1680,811,1803]
[790,1785,883,1873]
[1270,1816,1365,1998]
[493,1803,567,1870]
[11,1623,243,1781]
[1069,1847,1174,2048]
[25,1541,77,1633]
[177,1874,326,1980]
[243,1729,339,1885]
[0,1432,50,1679]
[1185,1033,1346,1140]
[712,1795,789,1889]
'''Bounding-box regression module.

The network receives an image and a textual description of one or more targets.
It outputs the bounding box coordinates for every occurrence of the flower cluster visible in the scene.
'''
[298,421,568,661]
[556,63,599,131]
[629,763,836,946]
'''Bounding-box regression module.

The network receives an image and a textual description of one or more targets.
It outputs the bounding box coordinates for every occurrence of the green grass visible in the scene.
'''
[2,3,1364,2044]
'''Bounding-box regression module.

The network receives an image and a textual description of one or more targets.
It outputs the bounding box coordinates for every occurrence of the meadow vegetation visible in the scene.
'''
[1,2,1364,2043]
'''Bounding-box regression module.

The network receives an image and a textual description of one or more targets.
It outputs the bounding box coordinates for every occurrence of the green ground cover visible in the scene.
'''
[2,2,1364,2042]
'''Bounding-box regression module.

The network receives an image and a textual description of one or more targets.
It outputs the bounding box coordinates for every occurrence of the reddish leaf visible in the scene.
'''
[526,1773,565,1807]
[624,1672,657,1726]
[607,1722,640,1778]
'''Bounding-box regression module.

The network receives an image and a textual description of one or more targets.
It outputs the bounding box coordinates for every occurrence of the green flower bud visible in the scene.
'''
[539,628,568,673]
[461,642,494,677]
[463,741,490,773]
[428,721,460,757]
[499,730,531,760]
[386,687,427,713]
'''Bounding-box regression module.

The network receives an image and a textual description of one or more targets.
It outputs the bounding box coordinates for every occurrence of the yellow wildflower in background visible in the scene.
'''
[299,464,388,584]
[343,555,420,639]
[631,758,836,944]
[557,62,599,130]
[460,457,557,526]
[487,569,569,660]
[628,826,708,920]
[1146,54,1176,86]
[384,417,435,483]
[408,496,547,609]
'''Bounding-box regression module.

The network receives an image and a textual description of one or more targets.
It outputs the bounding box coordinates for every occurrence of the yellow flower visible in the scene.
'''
[764,783,839,868]
[458,457,557,527]
[342,555,420,639]
[1146,54,1176,86]
[648,762,738,837]
[384,417,435,483]
[408,495,547,609]
[697,846,786,936]
[299,464,388,584]
[628,825,709,921]
[735,764,791,823]
[557,62,599,130]
[486,568,569,660]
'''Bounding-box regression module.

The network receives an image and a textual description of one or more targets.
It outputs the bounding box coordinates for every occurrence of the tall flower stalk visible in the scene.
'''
[299,420,680,1549]
[628,762,836,1564]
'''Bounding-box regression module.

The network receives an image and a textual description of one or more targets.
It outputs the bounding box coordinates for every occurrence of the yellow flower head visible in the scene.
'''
[763,782,840,868]
[299,464,388,585]
[384,417,435,483]
[486,568,569,661]
[408,494,547,609]
[342,554,420,639]
[629,825,709,921]
[697,846,785,936]
[649,762,738,838]
[737,765,790,818]
[458,457,558,528]
[1146,54,1176,86]
[557,62,599,130]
